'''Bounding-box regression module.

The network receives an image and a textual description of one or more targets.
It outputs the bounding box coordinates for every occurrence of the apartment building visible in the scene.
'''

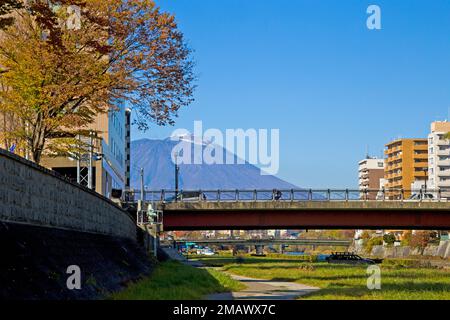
[41,103,130,198]
[358,157,385,199]
[428,121,450,195]
[125,108,132,190]
[384,138,428,199]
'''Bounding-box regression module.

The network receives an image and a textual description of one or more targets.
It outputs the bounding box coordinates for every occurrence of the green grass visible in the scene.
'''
[110,260,245,300]
[195,255,450,300]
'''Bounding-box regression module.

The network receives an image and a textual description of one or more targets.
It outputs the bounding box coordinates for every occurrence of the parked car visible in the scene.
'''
[326,252,382,265]
[166,191,207,202]
[406,193,435,201]
[196,247,216,256]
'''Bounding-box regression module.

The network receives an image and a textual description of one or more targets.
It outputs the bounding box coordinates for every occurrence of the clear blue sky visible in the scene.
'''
[131,0,450,188]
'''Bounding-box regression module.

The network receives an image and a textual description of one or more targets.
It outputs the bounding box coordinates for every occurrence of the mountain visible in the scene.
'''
[130,138,298,190]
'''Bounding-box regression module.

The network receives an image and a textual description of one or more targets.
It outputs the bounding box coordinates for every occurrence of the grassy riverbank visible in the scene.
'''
[194,255,450,300]
[110,260,245,300]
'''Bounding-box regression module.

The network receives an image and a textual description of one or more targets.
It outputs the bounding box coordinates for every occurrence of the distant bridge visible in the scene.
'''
[125,189,450,231]
[165,238,352,247]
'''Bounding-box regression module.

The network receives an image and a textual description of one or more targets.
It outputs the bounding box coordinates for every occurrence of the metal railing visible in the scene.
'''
[124,188,450,203]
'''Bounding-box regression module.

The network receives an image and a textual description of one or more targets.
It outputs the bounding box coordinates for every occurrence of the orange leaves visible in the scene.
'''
[0,0,195,162]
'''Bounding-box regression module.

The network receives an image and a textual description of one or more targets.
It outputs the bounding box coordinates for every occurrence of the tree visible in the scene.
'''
[401,230,412,246]
[364,236,383,254]
[0,0,195,163]
[410,231,431,254]
[360,230,373,241]
[383,233,396,246]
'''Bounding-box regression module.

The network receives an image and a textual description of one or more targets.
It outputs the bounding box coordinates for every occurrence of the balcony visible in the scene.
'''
[361,174,369,180]
[437,159,450,166]
[386,182,402,190]
[438,180,450,187]
[386,162,402,171]
[413,153,428,160]
[413,143,428,150]
[437,150,450,156]
[387,154,402,162]
[385,146,402,156]
[390,172,402,179]
[438,170,450,177]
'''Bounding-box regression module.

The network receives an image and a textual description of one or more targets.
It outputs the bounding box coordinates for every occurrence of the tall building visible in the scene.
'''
[125,108,132,191]
[358,157,385,199]
[384,138,428,199]
[41,103,129,198]
[427,121,450,195]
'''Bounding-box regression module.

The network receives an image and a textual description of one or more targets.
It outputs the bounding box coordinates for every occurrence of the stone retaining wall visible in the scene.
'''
[0,149,136,240]
[369,241,450,259]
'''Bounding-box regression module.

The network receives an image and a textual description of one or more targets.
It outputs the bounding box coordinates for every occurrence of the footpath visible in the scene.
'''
[160,247,319,300]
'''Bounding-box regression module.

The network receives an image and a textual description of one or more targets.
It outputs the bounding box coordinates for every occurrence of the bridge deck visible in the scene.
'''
[165,238,352,246]
[159,201,450,231]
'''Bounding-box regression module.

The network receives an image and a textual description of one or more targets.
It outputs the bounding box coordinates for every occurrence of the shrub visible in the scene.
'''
[383,233,396,246]
[365,236,383,254]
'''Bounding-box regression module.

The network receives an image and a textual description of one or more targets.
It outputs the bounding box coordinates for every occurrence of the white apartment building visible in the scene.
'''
[358,157,385,199]
[428,121,450,194]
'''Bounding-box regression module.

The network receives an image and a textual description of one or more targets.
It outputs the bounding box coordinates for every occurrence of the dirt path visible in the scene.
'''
[160,249,320,300]
[206,273,319,300]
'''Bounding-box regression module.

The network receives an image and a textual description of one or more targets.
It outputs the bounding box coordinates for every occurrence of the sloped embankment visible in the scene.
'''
[0,222,153,300]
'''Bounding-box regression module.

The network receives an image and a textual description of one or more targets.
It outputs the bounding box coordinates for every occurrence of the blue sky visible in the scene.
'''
[131,0,450,188]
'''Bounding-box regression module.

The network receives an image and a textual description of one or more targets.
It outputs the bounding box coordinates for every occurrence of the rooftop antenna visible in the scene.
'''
[365,145,370,159]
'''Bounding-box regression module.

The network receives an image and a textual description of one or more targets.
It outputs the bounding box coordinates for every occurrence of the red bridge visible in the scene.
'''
[142,189,450,231]
[159,201,450,231]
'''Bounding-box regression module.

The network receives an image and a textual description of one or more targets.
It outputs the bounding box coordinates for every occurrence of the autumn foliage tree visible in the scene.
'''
[410,231,432,254]
[0,0,195,163]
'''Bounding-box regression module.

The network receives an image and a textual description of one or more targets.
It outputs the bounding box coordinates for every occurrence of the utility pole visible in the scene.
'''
[88,131,94,190]
[76,134,80,184]
[423,167,428,194]
[174,152,180,201]
[140,168,145,202]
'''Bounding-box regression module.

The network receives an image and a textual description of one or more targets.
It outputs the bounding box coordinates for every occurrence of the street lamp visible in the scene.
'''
[174,152,180,201]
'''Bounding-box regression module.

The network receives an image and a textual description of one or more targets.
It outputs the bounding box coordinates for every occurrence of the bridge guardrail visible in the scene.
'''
[124,188,450,203]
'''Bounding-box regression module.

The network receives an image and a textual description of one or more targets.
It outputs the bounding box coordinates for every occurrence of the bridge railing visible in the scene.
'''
[124,188,450,203]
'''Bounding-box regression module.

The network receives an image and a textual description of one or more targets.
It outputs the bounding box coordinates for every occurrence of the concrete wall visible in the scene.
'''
[0,149,136,240]
[369,241,450,259]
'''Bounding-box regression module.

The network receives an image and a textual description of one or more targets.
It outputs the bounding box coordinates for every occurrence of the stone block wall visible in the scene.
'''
[0,149,136,240]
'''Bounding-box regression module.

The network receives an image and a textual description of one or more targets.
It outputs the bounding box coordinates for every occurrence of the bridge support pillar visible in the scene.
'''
[138,224,159,257]
[255,245,265,256]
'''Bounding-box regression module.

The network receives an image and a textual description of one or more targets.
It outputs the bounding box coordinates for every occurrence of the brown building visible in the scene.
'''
[39,105,130,198]
[358,157,385,199]
[384,138,428,199]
